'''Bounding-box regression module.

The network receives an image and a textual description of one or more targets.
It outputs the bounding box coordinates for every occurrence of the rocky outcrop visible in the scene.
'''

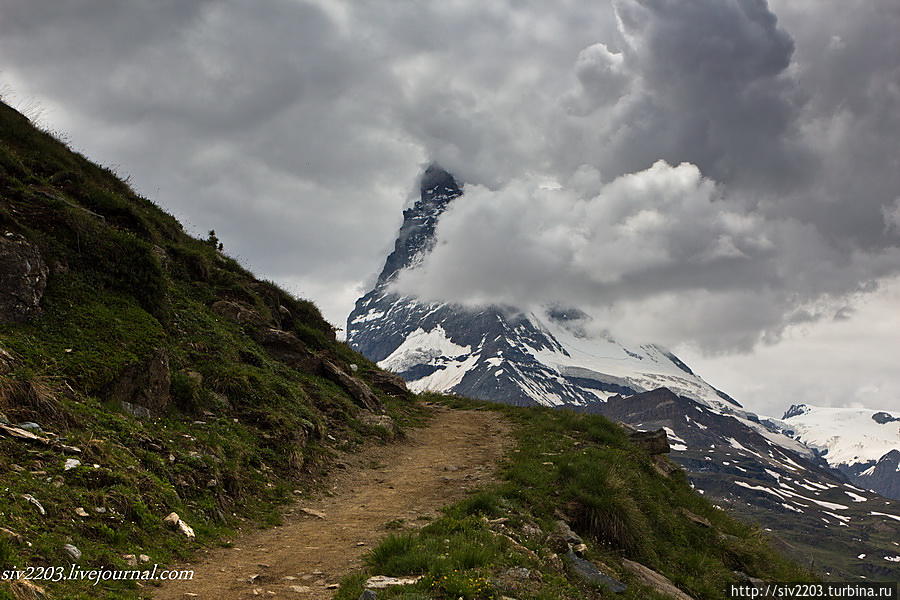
[106,349,171,417]
[628,429,670,455]
[369,371,411,398]
[846,449,900,500]
[254,328,318,370]
[211,300,265,326]
[621,559,695,600]
[872,411,899,425]
[321,360,383,413]
[0,233,48,322]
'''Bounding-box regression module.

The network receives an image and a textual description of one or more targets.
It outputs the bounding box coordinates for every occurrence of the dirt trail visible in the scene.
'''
[152,407,511,599]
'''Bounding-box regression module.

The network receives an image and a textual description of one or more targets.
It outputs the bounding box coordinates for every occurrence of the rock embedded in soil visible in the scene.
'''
[0,233,48,322]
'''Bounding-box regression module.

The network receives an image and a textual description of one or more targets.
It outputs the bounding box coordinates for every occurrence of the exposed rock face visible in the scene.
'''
[211,300,264,326]
[845,449,900,500]
[369,371,411,398]
[321,360,383,413]
[628,429,670,455]
[254,328,317,370]
[106,349,171,416]
[0,233,48,322]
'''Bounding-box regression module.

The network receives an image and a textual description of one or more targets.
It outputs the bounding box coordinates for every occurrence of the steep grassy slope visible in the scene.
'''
[0,101,422,599]
[337,395,811,600]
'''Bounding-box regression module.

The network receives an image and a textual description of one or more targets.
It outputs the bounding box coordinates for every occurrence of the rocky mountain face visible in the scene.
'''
[779,404,900,501]
[348,165,900,580]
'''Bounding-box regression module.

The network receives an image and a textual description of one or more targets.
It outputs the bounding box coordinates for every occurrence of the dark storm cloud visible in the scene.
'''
[603,0,809,189]
[0,1,898,374]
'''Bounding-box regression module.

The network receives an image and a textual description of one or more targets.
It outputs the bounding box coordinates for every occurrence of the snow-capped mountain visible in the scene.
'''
[780,404,900,500]
[348,166,740,412]
[347,165,900,579]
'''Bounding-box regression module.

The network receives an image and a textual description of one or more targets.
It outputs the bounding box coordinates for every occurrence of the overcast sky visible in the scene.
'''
[1,0,898,416]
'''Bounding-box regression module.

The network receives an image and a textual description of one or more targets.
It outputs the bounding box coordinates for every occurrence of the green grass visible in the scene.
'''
[337,394,811,600]
[0,99,426,598]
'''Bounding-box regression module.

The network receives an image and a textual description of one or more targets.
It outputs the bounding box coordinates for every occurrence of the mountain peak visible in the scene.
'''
[420,164,459,195]
[372,164,462,287]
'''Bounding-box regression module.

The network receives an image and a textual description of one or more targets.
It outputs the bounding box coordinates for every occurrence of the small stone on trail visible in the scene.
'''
[299,508,326,519]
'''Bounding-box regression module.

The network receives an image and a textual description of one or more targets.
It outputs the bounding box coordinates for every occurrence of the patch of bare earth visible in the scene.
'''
[152,406,511,599]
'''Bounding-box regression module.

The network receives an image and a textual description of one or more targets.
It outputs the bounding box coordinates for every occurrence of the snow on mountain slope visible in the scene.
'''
[780,404,900,467]
[780,404,900,501]
[527,309,738,410]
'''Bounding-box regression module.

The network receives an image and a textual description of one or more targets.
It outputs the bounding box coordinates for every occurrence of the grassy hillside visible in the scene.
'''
[0,101,423,599]
[337,395,811,600]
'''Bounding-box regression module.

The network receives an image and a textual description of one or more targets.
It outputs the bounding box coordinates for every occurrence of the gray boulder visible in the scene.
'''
[254,328,318,371]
